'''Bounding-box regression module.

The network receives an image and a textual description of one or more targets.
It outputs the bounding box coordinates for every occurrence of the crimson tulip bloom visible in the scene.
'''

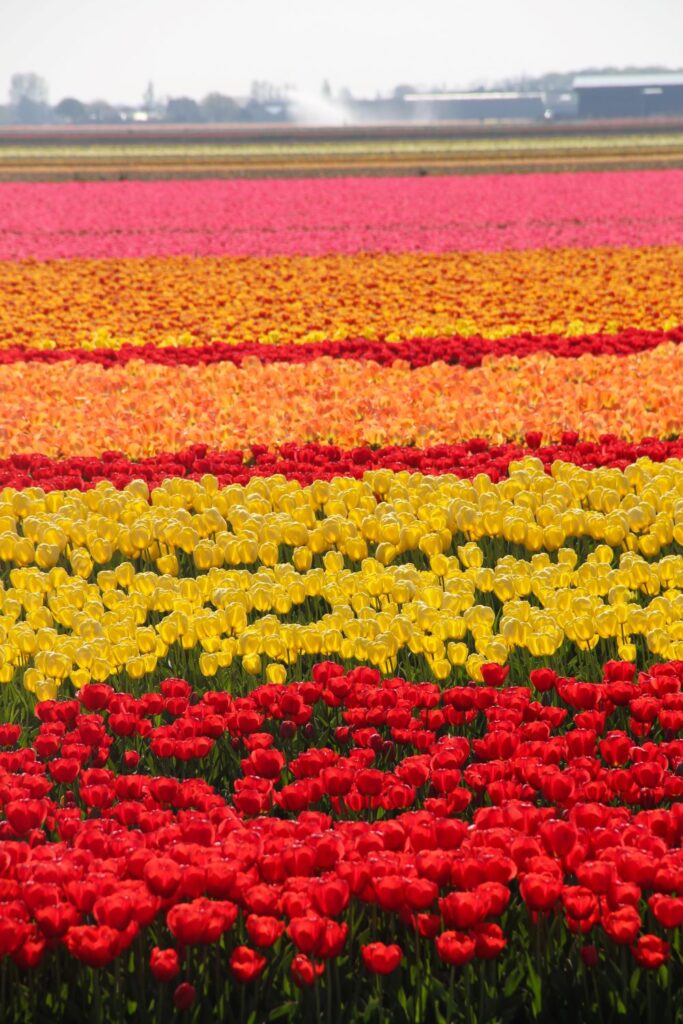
[602,907,641,945]
[473,923,506,960]
[230,946,267,983]
[173,982,196,1010]
[435,930,476,967]
[631,935,670,970]
[245,914,285,948]
[79,684,114,711]
[5,800,48,835]
[34,903,80,939]
[519,874,563,913]
[439,890,490,930]
[480,664,510,687]
[529,668,557,693]
[561,887,598,921]
[12,932,45,970]
[288,915,325,956]
[63,925,121,968]
[150,947,180,983]
[361,942,403,975]
[581,945,599,968]
[649,895,683,929]
[167,899,237,945]
[317,920,348,959]
[291,954,319,988]
[143,857,182,898]
[311,877,350,917]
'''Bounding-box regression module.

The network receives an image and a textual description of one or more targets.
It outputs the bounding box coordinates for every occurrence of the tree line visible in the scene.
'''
[2,73,288,125]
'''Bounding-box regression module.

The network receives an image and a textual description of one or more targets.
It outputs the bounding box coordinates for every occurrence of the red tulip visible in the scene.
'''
[435,930,476,966]
[291,953,320,987]
[63,925,121,968]
[439,890,490,929]
[480,664,510,687]
[167,899,237,945]
[649,895,683,929]
[230,946,267,983]
[361,942,402,975]
[288,915,325,956]
[311,877,350,917]
[602,907,641,945]
[173,982,196,1010]
[143,857,182,898]
[473,923,506,960]
[519,874,562,913]
[631,935,670,970]
[245,914,285,948]
[150,947,181,982]
[581,945,599,968]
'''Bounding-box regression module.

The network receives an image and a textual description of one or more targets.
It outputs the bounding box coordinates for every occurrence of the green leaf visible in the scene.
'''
[503,963,525,999]
[524,955,543,1020]
[268,1001,301,1021]
[397,986,411,1018]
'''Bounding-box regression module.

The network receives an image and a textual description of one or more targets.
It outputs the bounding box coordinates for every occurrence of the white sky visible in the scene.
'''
[1,0,682,105]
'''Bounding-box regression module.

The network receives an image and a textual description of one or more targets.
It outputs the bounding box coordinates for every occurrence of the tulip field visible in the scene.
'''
[3,123,683,179]
[3,162,683,1023]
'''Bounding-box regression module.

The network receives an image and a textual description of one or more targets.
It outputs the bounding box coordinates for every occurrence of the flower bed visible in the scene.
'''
[0,661,682,1022]
[1,164,683,1021]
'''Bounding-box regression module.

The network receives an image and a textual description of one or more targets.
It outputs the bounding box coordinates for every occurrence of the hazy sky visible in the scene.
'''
[2,0,683,105]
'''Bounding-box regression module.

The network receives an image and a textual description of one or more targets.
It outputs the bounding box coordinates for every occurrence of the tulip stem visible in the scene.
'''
[413,926,423,1024]
[315,975,322,1022]
[92,970,103,1024]
[213,946,222,1018]
[135,936,146,1015]
[464,964,473,1024]
[326,964,332,1024]
[592,973,605,1024]
[375,974,384,1024]
[446,965,455,1024]
[0,960,6,1023]
[620,946,628,1015]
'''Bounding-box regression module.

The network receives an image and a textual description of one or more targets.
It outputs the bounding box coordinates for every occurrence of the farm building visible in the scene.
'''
[402,91,546,122]
[574,73,683,118]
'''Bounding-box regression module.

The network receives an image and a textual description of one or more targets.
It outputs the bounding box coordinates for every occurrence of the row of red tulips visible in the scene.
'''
[1,434,681,492]
[0,326,679,371]
[1,660,683,1020]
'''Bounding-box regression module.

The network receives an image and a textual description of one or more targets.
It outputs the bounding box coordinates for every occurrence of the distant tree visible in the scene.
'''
[392,84,416,100]
[165,97,203,122]
[250,80,282,103]
[321,79,332,98]
[87,100,122,124]
[13,96,51,124]
[143,81,155,112]
[200,92,240,123]
[9,72,48,106]
[243,97,287,123]
[54,97,88,123]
